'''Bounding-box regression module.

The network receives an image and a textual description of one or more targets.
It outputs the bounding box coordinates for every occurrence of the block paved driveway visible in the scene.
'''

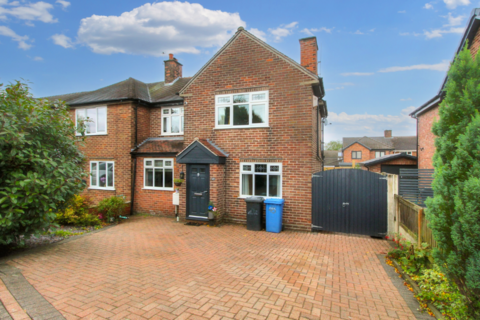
[1,217,421,320]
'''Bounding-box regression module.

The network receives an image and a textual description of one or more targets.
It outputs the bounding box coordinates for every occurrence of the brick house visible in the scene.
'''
[46,27,328,231]
[410,8,480,169]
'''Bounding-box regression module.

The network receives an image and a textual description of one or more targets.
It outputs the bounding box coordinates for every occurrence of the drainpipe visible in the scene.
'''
[130,105,138,215]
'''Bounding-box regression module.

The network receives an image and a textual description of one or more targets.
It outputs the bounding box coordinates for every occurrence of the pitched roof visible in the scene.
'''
[132,137,184,154]
[177,138,228,158]
[179,27,323,96]
[410,8,480,117]
[44,77,191,106]
[343,135,416,151]
[360,153,417,167]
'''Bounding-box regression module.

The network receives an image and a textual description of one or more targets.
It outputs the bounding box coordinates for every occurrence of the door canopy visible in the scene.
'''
[176,138,228,164]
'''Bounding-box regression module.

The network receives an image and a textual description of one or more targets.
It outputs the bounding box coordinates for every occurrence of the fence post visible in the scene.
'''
[418,208,423,249]
[395,195,400,235]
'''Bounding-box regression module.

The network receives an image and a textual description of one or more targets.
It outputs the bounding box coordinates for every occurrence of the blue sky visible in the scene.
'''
[0,0,477,142]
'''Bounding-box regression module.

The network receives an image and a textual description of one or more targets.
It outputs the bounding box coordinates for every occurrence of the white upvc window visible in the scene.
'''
[240,163,282,198]
[161,107,184,135]
[90,161,114,190]
[375,151,386,158]
[215,91,269,129]
[76,107,107,135]
[144,159,174,190]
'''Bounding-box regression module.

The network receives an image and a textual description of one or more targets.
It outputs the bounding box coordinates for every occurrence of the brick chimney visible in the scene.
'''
[164,53,182,84]
[384,130,392,138]
[299,37,318,74]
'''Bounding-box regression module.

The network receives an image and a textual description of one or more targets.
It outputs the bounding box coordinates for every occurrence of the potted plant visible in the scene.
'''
[174,178,184,187]
[208,201,218,220]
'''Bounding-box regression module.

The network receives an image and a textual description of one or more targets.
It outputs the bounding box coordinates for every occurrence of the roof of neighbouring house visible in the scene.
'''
[360,153,417,167]
[323,150,342,167]
[131,137,184,154]
[410,8,480,117]
[43,77,191,106]
[342,136,416,151]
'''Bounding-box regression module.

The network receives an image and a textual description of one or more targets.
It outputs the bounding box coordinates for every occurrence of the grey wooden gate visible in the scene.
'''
[312,169,388,237]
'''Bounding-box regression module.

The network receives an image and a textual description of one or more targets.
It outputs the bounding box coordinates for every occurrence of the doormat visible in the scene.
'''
[184,222,202,226]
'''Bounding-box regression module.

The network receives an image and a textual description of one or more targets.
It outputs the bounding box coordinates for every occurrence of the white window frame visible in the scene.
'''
[352,151,362,159]
[215,91,269,129]
[161,107,184,135]
[239,162,282,199]
[75,106,107,136]
[143,158,175,191]
[89,161,115,190]
[375,151,386,158]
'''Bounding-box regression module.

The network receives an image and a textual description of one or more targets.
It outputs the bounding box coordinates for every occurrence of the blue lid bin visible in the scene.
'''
[264,198,285,233]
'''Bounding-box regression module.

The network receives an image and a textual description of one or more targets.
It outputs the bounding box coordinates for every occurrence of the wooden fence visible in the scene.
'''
[395,195,437,249]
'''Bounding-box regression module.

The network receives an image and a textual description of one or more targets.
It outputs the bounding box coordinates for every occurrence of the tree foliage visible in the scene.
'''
[0,81,87,247]
[426,45,480,316]
[326,140,342,151]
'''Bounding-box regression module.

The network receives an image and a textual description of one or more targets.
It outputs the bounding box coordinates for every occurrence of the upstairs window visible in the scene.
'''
[216,91,269,129]
[375,151,386,158]
[351,151,362,159]
[162,107,184,135]
[76,107,107,135]
[240,163,281,198]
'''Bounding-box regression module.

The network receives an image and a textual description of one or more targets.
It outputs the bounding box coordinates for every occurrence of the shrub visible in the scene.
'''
[55,195,100,227]
[96,196,127,221]
[0,82,88,246]
[426,43,480,316]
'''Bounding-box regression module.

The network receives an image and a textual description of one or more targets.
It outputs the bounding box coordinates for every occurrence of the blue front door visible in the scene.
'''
[187,164,210,219]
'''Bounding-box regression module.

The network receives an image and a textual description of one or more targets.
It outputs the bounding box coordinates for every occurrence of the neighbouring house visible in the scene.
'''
[342,130,416,168]
[323,150,342,170]
[359,153,417,174]
[45,27,328,231]
[410,8,480,169]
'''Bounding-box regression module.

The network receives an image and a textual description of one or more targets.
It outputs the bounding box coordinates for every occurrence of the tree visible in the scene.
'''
[325,140,342,151]
[0,81,87,248]
[426,45,480,316]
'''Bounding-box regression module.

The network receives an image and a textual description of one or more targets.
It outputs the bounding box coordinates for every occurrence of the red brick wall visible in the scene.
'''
[69,102,135,205]
[299,37,318,75]
[343,143,371,163]
[136,105,151,145]
[209,164,226,221]
[364,157,418,173]
[180,32,321,231]
[470,26,480,58]
[417,105,439,169]
[133,156,182,216]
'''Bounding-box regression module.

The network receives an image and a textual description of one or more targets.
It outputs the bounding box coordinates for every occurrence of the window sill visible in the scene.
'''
[160,133,184,136]
[88,187,115,191]
[76,133,108,136]
[237,196,282,199]
[142,187,175,191]
[214,125,269,130]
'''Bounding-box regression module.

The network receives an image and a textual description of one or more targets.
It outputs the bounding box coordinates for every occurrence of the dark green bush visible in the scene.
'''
[96,196,127,221]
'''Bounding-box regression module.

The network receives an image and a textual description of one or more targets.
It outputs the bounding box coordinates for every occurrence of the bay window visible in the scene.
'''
[76,107,107,135]
[162,107,184,135]
[144,159,174,190]
[240,163,281,198]
[216,91,269,128]
[90,161,114,189]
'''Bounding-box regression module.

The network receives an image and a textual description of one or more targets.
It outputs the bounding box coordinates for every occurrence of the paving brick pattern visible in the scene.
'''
[6,217,420,319]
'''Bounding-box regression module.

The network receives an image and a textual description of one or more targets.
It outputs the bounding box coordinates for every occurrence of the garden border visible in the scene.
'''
[390,258,444,320]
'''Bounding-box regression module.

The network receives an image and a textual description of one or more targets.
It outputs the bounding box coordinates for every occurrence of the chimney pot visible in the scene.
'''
[169,53,174,60]
[299,37,318,75]
[384,130,392,138]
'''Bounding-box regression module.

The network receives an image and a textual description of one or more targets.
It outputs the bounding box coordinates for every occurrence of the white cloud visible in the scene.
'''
[51,33,73,48]
[77,2,245,56]
[341,72,374,76]
[443,13,465,27]
[443,0,470,9]
[398,10,406,13]
[33,56,43,61]
[0,1,57,23]
[353,30,364,35]
[0,25,31,49]
[379,60,450,72]
[324,107,416,142]
[326,83,354,91]
[248,28,266,41]
[300,27,333,36]
[56,0,70,9]
[268,21,297,42]
[424,3,433,9]
[424,27,464,38]
[400,98,412,101]
[399,32,410,36]
[370,28,375,32]
[326,86,345,92]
